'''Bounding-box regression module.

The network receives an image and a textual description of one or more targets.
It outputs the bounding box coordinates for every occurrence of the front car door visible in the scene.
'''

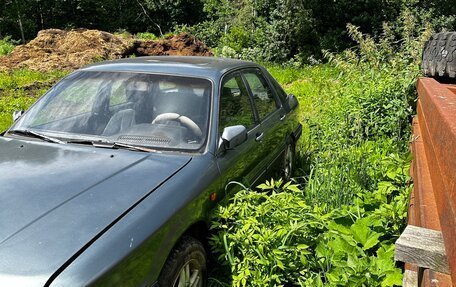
[215,71,266,195]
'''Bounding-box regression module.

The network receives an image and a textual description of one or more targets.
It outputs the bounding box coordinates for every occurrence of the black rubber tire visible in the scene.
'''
[282,141,295,181]
[422,32,456,78]
[157,236,207,287]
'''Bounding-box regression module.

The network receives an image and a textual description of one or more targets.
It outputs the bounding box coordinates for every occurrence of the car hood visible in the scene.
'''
[0,137,191,286]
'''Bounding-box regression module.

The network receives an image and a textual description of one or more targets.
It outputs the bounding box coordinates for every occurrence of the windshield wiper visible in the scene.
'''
[8,129,65,144]
[67,139,155,153]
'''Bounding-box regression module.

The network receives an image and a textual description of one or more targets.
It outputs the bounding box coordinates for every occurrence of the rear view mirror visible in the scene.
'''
[218,125,247,153]
[13,110,24,122]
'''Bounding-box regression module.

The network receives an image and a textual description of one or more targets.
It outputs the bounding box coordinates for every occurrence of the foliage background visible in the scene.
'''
[1,0,455,62]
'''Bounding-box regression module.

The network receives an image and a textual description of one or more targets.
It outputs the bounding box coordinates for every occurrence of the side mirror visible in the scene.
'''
[286,94,298,111]
[218,125,247,153]
[13,110,24,122]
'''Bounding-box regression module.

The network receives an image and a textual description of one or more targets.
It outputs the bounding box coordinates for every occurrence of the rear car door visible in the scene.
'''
[216,71,266,194]
[241,68,289,178]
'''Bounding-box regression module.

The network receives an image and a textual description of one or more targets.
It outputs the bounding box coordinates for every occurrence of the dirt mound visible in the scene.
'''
[0,29,131,71]
[0,29,213,72]
[133,33,213,57]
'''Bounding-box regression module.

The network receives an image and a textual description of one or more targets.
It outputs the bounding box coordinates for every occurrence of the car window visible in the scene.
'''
[269,75,287,103]
[243,70,279,120]
[219,73,255,133]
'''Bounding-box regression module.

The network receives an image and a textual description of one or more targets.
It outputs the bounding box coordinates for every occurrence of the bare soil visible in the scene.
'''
[132,33,213,57]
[0,29,213,72]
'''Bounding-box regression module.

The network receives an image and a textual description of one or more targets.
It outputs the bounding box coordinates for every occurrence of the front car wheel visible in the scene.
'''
[158,236,207,287]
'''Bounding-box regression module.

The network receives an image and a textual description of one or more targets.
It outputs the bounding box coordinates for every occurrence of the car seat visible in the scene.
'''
[102,109,136,136]
[126,81,153,124]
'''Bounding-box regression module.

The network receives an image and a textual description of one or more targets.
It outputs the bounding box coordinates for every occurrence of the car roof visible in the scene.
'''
[81,56,259,79]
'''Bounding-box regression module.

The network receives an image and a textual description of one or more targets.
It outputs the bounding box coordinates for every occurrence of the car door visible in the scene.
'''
[241,68,289,178]
[216,71,267,195]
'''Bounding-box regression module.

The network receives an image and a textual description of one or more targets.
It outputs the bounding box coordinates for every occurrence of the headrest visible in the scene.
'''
[126,81,148,92]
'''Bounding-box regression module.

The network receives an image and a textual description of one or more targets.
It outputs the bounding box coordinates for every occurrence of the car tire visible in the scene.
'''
[422,32,456,78]
[158,236,207,287]
[282,141,295,181]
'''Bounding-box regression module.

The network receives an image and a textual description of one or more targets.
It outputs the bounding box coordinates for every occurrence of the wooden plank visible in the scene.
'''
[395,225,450,274]
[403,269,418,287]
[417,78,456,281]
[430,269,454,287]
[410,114,441,230]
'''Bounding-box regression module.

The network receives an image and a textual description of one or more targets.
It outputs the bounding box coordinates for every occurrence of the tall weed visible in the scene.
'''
[304,10,431,208]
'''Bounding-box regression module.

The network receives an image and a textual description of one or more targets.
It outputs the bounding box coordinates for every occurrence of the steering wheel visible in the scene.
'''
[152,113,203,138]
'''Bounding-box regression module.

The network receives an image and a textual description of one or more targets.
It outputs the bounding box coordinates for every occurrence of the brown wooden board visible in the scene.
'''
[408,77,456,284]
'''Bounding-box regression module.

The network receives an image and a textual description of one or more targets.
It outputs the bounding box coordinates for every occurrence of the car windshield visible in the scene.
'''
[9,71,212,151]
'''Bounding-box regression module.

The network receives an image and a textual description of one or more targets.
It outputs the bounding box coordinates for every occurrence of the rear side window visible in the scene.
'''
[269,76,287,103]
[243,70,279,120]
[219,73,255,132]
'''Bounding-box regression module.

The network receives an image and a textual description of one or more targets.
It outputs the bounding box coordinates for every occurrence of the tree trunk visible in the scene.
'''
[14,0,25,43]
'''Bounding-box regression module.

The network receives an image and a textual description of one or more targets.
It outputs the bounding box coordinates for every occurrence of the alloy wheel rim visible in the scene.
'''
[173,259,202,287]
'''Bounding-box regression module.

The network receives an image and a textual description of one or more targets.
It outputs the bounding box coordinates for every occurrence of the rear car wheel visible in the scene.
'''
[282,141,295,181]
[422,32,456,78]
[158,236,207,287]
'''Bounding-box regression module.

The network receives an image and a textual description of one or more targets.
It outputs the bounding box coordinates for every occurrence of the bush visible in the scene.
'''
[135,32,158,40]
[210,158,409,286]
[0,36,17,56]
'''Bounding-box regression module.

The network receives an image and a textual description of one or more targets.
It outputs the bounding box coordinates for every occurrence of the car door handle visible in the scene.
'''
[255,132,264,142]
[280,114,286,121]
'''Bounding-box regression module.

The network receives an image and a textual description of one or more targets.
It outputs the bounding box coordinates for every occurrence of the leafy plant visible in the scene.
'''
[0,36,17,56]
[209,156,409,286]
[135,32,158,40]
[300,10,430,209]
